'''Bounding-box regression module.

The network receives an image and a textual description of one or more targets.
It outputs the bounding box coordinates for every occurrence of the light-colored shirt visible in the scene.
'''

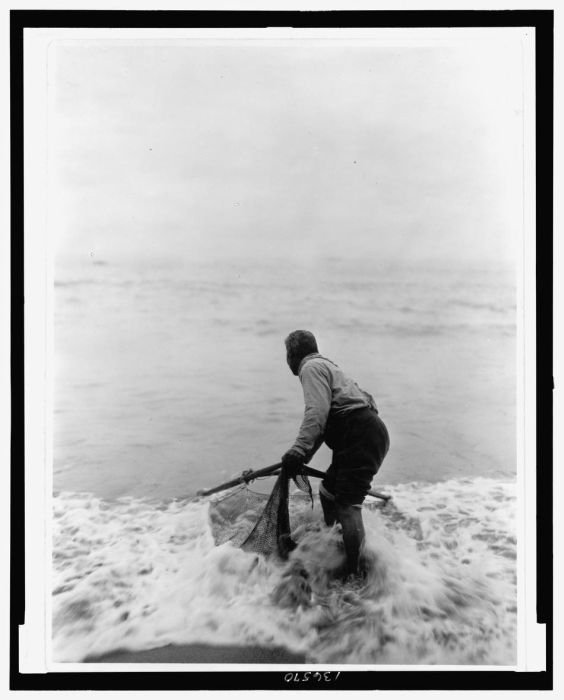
[290,353,377,460]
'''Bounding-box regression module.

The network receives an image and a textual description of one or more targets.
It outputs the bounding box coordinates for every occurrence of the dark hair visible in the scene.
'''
[284,330,318,360]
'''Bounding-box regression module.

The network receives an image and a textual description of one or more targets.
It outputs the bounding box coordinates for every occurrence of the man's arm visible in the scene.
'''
[288,362,332,461]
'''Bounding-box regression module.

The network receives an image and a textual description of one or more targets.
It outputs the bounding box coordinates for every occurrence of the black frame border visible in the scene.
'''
[10,9,553,692]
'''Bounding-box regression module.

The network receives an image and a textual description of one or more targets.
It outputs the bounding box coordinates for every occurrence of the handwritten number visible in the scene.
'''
[284,671,341,683]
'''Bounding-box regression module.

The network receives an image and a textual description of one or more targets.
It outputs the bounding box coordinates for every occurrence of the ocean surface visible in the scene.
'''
[52,256,517,664]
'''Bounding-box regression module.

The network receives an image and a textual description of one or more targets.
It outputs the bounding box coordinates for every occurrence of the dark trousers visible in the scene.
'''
[322,406,390,506]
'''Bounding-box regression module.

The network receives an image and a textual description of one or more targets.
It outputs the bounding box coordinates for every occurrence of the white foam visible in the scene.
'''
[51,477,516,665]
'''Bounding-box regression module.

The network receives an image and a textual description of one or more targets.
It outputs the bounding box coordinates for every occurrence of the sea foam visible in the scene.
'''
[52,477,516,665]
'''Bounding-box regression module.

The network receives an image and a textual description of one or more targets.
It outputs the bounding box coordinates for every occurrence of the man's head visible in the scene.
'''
[285,330,319,375]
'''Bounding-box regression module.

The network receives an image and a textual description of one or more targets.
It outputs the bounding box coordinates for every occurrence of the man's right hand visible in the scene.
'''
[281,449,305,477]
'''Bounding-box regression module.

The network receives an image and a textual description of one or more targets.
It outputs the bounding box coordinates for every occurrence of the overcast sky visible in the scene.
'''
[49,36,525,266]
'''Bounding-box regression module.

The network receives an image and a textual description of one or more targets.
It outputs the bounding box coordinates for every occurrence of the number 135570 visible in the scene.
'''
[284,672,341,683]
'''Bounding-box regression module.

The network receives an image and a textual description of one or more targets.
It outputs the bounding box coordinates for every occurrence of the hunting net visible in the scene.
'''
[207,467,313,559]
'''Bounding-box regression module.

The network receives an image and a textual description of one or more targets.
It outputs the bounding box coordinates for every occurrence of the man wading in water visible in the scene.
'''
[281,330,390,579]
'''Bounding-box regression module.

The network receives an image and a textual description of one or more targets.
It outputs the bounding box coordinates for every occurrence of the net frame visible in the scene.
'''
[208,467,313,558]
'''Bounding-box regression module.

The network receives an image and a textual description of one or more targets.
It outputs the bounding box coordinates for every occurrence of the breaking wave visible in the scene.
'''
[52,477,516,665]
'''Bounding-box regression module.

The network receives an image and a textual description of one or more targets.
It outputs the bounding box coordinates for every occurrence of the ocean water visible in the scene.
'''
[52,480,516,664]
[52,255,517,664]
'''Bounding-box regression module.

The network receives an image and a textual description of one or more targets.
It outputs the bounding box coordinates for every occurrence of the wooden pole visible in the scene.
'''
[303,466,391,502]
[194,462,391,503]
[195,462,282,498]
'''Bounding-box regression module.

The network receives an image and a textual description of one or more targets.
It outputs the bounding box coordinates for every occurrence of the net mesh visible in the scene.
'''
[208,467,313,559]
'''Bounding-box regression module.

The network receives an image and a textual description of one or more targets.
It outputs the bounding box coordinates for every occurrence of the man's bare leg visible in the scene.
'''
[319,486,338,526]
[335,502,366,577]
